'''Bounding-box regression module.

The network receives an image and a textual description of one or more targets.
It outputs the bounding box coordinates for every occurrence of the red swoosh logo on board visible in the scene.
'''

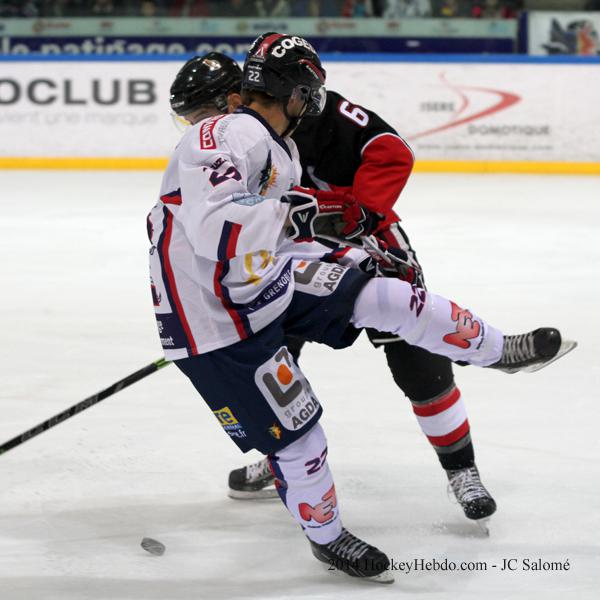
[408,73,521,141]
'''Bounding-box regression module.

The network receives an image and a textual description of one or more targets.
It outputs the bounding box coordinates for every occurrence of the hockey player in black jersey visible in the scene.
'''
[168,50,575,531]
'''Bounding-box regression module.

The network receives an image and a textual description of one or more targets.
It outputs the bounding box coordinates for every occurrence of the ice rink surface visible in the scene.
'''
[1,170,599,600]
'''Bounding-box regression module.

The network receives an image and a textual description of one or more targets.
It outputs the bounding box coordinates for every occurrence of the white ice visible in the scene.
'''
[1,170,599,600]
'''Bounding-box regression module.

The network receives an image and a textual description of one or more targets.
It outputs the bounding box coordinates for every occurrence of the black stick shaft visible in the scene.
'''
[0,358,171,456]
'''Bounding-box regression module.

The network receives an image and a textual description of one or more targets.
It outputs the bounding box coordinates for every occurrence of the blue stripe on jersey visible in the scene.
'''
[217,220,235,262]
[156,206,195,353]
[220,259,294,317]
[215,258,254,339]
[215,221,253,339]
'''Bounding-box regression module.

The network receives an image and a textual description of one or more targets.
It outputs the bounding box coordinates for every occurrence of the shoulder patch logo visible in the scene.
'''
[259,150,278,196]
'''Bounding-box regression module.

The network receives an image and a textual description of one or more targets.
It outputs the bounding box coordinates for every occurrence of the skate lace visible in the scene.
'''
[326,528,370,562]
[246,458,271,483]
[447,467,490,504]
[502,332,535,364]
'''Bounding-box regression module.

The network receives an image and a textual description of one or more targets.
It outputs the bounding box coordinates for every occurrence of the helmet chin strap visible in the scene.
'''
[282,97,308,138]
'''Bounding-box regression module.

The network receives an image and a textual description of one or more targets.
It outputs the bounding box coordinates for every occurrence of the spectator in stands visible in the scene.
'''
[0,1,18,16]
[435,0,466,18]
[255,0,291,15]
[209,0,256,16]
[471,0,517,18]
[90,0,117,16]
[384,0,432,17]
[306,0,321,16]
[21,0,40,15]
[181,0,209,16]
[41,0,80,16]
[140,0,156,15]
[0,0,39,16]
[140,0,167,16]
[342,0,375,17]
[291,0,335,16]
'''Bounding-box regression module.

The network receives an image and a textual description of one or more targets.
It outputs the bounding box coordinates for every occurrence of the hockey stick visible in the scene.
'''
[0,357,171,456]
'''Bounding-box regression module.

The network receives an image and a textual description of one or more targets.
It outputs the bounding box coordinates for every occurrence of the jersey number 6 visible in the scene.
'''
[338,100,369,127]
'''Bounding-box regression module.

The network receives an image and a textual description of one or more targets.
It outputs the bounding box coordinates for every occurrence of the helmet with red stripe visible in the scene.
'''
[242,32,327,118]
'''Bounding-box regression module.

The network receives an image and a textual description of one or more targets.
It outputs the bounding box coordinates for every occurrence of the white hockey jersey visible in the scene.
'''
[147,107,302,359]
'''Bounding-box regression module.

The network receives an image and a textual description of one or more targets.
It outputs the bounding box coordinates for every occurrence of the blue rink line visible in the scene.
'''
[0,53,599,64]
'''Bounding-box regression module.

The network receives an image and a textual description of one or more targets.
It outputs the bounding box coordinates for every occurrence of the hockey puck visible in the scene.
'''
[141,537,166,556]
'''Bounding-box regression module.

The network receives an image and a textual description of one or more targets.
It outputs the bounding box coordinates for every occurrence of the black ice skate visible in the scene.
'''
[447,465,496,534]
[228,458,278,499]
[309,528,394,584]
[488,327,577,374]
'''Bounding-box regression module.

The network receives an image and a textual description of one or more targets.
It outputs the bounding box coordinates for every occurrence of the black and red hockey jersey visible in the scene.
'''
[292,90,414,230]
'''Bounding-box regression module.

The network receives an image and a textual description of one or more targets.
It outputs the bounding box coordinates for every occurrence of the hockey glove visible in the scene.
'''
[362,235,424,287]
[284,186,380,243]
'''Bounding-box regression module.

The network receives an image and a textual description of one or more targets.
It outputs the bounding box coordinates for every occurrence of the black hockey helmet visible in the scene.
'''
[242,32,326,117]
[170,52,242,116]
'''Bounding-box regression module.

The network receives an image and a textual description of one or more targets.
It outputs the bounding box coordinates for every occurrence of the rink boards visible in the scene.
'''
[0,55,599,173]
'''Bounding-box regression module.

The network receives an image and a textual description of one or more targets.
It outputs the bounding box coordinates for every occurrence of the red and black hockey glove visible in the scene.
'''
[283,186,380,243]
[362,235,424,287]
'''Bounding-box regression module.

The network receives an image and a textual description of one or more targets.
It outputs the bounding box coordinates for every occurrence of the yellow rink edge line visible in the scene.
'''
[0,157,599,175]
[0,157,169,170]
[416,160,600,175]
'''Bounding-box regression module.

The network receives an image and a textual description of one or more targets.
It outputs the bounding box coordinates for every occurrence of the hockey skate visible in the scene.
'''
[447,465,496,535]
[309,528,394,584]
[488,327,577,374]
[228,458,278,499]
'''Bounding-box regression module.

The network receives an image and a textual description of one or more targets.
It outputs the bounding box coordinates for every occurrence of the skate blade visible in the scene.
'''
[318,561,395,584]
[365,571,395,584]
[522,339,578,373]
[501,340,578,374]
[227,487,279,500]
[475,517,491,537]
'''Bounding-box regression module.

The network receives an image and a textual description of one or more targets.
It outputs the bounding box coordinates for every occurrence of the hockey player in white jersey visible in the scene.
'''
[147,33,575,583]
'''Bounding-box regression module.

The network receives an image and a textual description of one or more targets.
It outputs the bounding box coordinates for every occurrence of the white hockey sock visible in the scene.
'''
[351,278,504,366]
[269,423,342,545]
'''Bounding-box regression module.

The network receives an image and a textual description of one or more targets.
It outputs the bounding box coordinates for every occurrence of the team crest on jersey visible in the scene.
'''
[258,150,278,196]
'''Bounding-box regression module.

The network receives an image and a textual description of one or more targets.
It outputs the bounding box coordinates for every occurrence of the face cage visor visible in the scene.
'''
[290,83,326,117]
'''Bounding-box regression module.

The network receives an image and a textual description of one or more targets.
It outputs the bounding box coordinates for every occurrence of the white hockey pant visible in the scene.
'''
[269,423,342,545]
[351,278,504,367]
